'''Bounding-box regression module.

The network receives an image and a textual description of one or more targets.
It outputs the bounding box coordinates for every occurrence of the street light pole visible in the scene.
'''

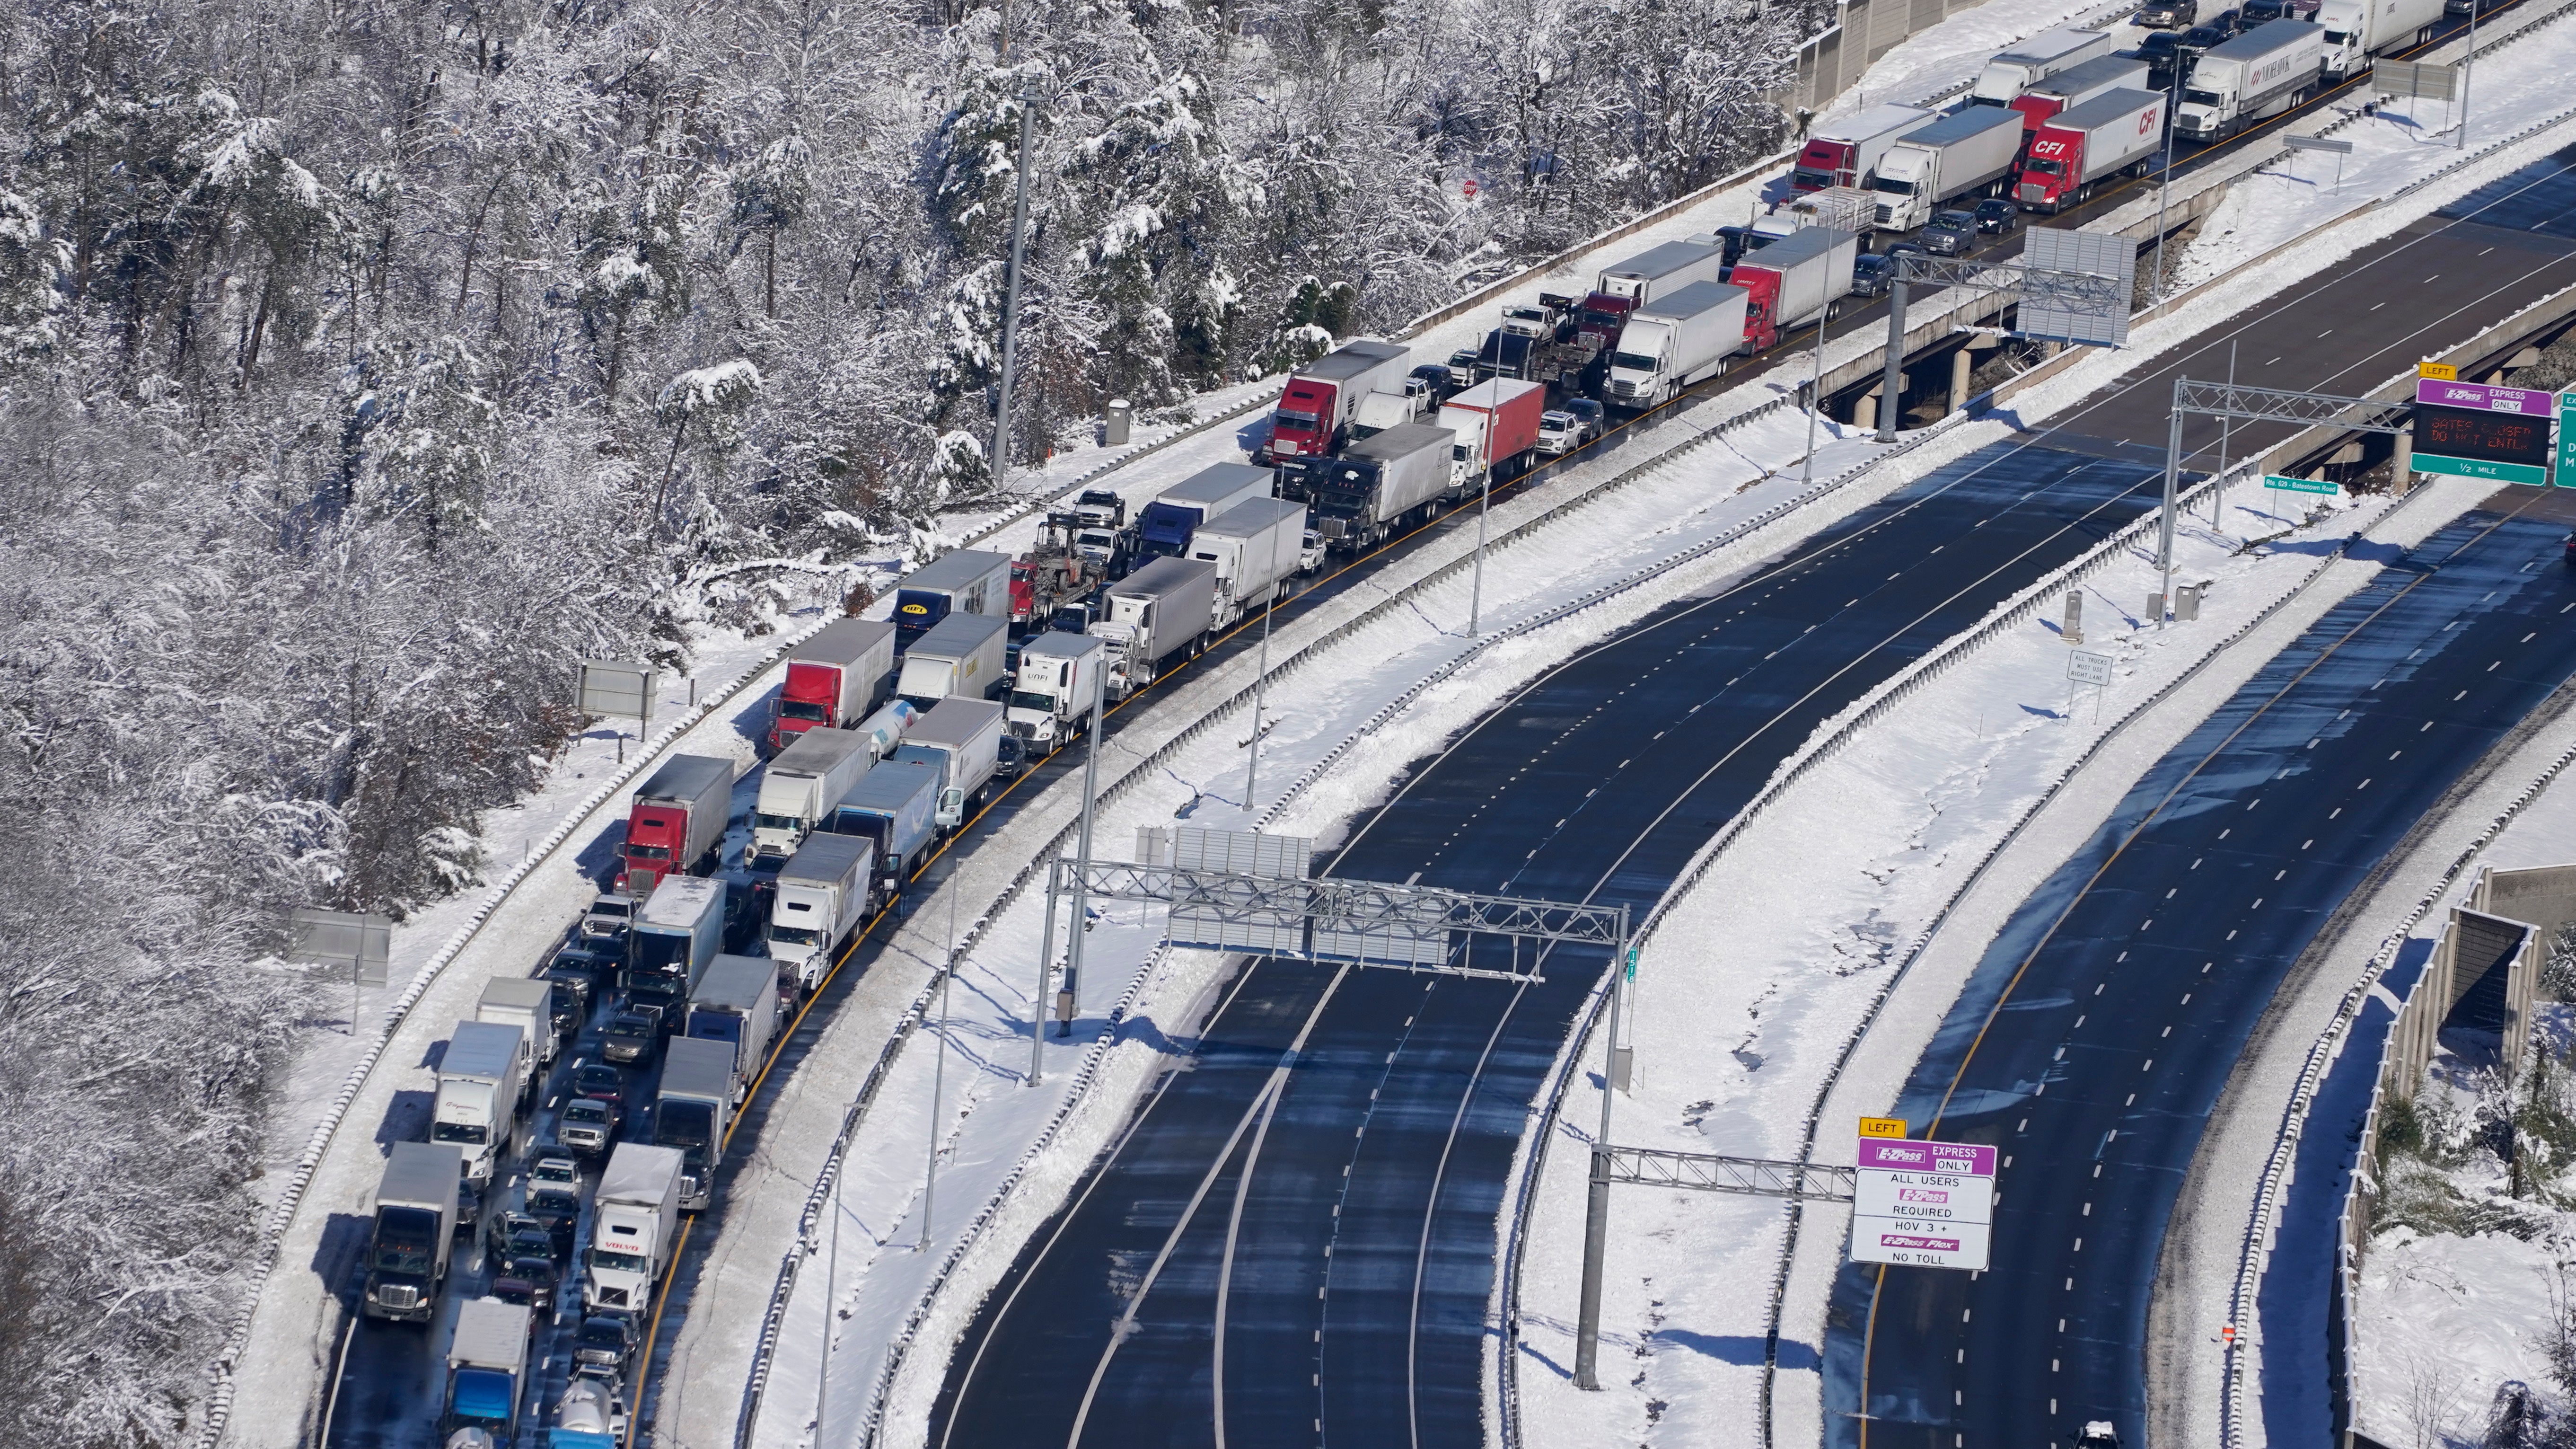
[2157,378,2186,627]
[2459,0,2480,149]
[1247,589,1275,799]
[1469,464,1494,636]
[2153,67,2180,305]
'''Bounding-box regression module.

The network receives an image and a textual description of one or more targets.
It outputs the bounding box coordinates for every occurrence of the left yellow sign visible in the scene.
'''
[1858,1116,1908,1139]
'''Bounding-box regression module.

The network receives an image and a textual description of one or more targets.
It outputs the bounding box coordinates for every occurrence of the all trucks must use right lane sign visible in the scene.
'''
[1851,1132,1996,1271]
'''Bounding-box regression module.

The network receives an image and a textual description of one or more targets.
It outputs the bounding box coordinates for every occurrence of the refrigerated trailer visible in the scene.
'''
[1189,496,1306,627]
[2018,88,2168,211]
[2173,21,2325,140]
[616,753,734,897]
[2319,0,2440,76]
[750,726,872,865]
[1092,557,1217,697]
[1576,239,1730,350]
[1134,463,1276,562]
[1970,26,2118,105]
[1870,107,2025,231]
[1728,228,1857,352]
[893,612,1008,710]
[1605,282,1750,410]
[768,833,875,990]
[1309,423,1457,552]
[1004,631,1104,747]
[769,618,896,751]
[2008,53,2152,131]
[1262,340,1410,463]
[1790,104,1937,191]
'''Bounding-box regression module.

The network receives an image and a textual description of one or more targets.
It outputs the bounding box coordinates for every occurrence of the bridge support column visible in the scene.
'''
[1949,348,1974,415]
[2393,430,2414,494]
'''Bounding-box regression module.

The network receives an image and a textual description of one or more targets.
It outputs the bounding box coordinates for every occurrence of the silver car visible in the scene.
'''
[1536,409,1592,457]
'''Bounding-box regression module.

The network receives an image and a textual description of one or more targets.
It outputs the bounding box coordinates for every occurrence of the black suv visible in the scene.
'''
[1972,198,2020,235]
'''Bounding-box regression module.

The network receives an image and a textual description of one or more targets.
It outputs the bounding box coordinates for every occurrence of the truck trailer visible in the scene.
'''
[1970,26,2118,105]
[2007,53,2152,131]
[1606,282,1750,410]
[1728,228,1857,351]
[768,833,876,990]
[1261,340,1410,463]
[2018,88,2168,211]
[1870,107,2025,231]
[361,1141,462,1322]
[1437,380,1545,495]
[893,612,1008,711]
[586,1143,683,1313]
[2174,21,2325,140]
[442,1297,534,1444]
[1309,423,1456,552]
[1134,463,1276,563]
[826,761,941,901]
[616,753,734,897]
[1790,104,1937,191]
[1189,496,1307,627]
[769,618,896,751]
[750,725,873,866]
[1755,186,1879,239]
[892,695,1006,830]
[655,1035,735,1212]
[2318,0,2440,76]
[1005,630,1106,748]
[435,1021,527,1184]
[889,549,1011,650]
[1349,378,1437,442]
[1092,557,1217,697]
[476,977,559,1074]
[688,954,782,1099]
[626,874,725,1010]
[1577,239,1729,351]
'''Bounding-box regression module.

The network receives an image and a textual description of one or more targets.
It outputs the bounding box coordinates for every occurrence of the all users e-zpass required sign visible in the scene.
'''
[1851,1136,1996,1271]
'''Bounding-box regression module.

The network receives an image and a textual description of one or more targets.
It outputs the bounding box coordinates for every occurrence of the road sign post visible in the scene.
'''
[289,907,392,1035]
[2067,647,2111,722]
[578,658,657,762]
[1850,1136,1996,1271]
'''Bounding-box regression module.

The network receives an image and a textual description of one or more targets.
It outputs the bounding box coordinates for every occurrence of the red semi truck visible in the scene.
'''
[618,753,737,896]
[1727,227,1857,353]
[2006,54,2150,132]
[769,619,896,751]
[1258,340,1410,464]
[1790,104,1937,192]
[2016,88,2166,212]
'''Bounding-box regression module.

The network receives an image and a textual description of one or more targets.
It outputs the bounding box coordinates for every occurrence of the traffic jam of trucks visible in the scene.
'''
[345,3,2465,1433]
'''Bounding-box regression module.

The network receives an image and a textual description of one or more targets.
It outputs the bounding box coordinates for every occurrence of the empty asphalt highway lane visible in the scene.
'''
[1830,485,2576,1449]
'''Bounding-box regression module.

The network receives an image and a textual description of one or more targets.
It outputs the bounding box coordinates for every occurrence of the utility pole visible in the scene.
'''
[1061,653,1105,1036]
[1801,301,1835,486]
[2153,63,2181,305]
[1247,591,1275,799]
[1469,465,1494,634]
[816,1156,840,1437]
[1876,269,1908,443]
[990,90,1037,488]
[2459,0,2480,150]
[2157,378,2185,627]
[920,878,959,1252]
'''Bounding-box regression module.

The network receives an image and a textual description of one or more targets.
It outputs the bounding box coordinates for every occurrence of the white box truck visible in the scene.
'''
[1870,107,2025,231]
[892,695,1006,830]
[655,1035,734,1212]
[1970,26,2118,104]
[1092,557,1217,698]
[477,977,559,1073]
[1005,631,1105,747]
[1606,282,1751,410]
[435,1020,526,1184]
[770,833,876,990]
[361,1141,462,1322]
[441,1297,533,1443]
[1791,104,1938,191]
[586,1143,684,1312]
[1189,496,1306,627]
[2174,22,2325,140]
[750,725,874,865]
[894,612,1008,710]
[2319,0,2440,76]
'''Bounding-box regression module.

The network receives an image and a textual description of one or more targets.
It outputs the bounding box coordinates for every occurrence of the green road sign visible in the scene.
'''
[2263,474,2339,495]
[2558,391,2576,484]
[2413,452,2550,486]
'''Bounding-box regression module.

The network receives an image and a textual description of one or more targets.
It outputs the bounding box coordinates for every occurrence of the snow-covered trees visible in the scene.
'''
[0,0,1810,1433]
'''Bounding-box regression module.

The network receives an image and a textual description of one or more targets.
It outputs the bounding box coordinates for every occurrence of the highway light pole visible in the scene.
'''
[921,880,958,1252]
[2459,0,2480,150]
[1470,466,1495,635]
[1247,591,1274,799]
[1802,301,1835,486]
[1573,932,1631,1392]
[1876,271,1908,443]
[2153,65,2181,305]
[1061,654,1106,1037]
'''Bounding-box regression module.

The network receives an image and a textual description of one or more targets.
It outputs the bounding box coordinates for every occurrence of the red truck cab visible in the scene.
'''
[619,801,694,896]
[1790,137,1859,192]
[1268,377,1339,459]
[1575,292,1638,351]
[770,661,842,751]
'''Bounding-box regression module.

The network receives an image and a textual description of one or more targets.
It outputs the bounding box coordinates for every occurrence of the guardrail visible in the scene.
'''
[189,615,835,1449]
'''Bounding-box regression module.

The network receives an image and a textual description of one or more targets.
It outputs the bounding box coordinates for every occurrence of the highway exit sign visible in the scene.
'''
[2413,452,2550,486]
[2264,474,2338,495]
[2558,391,2576,485]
